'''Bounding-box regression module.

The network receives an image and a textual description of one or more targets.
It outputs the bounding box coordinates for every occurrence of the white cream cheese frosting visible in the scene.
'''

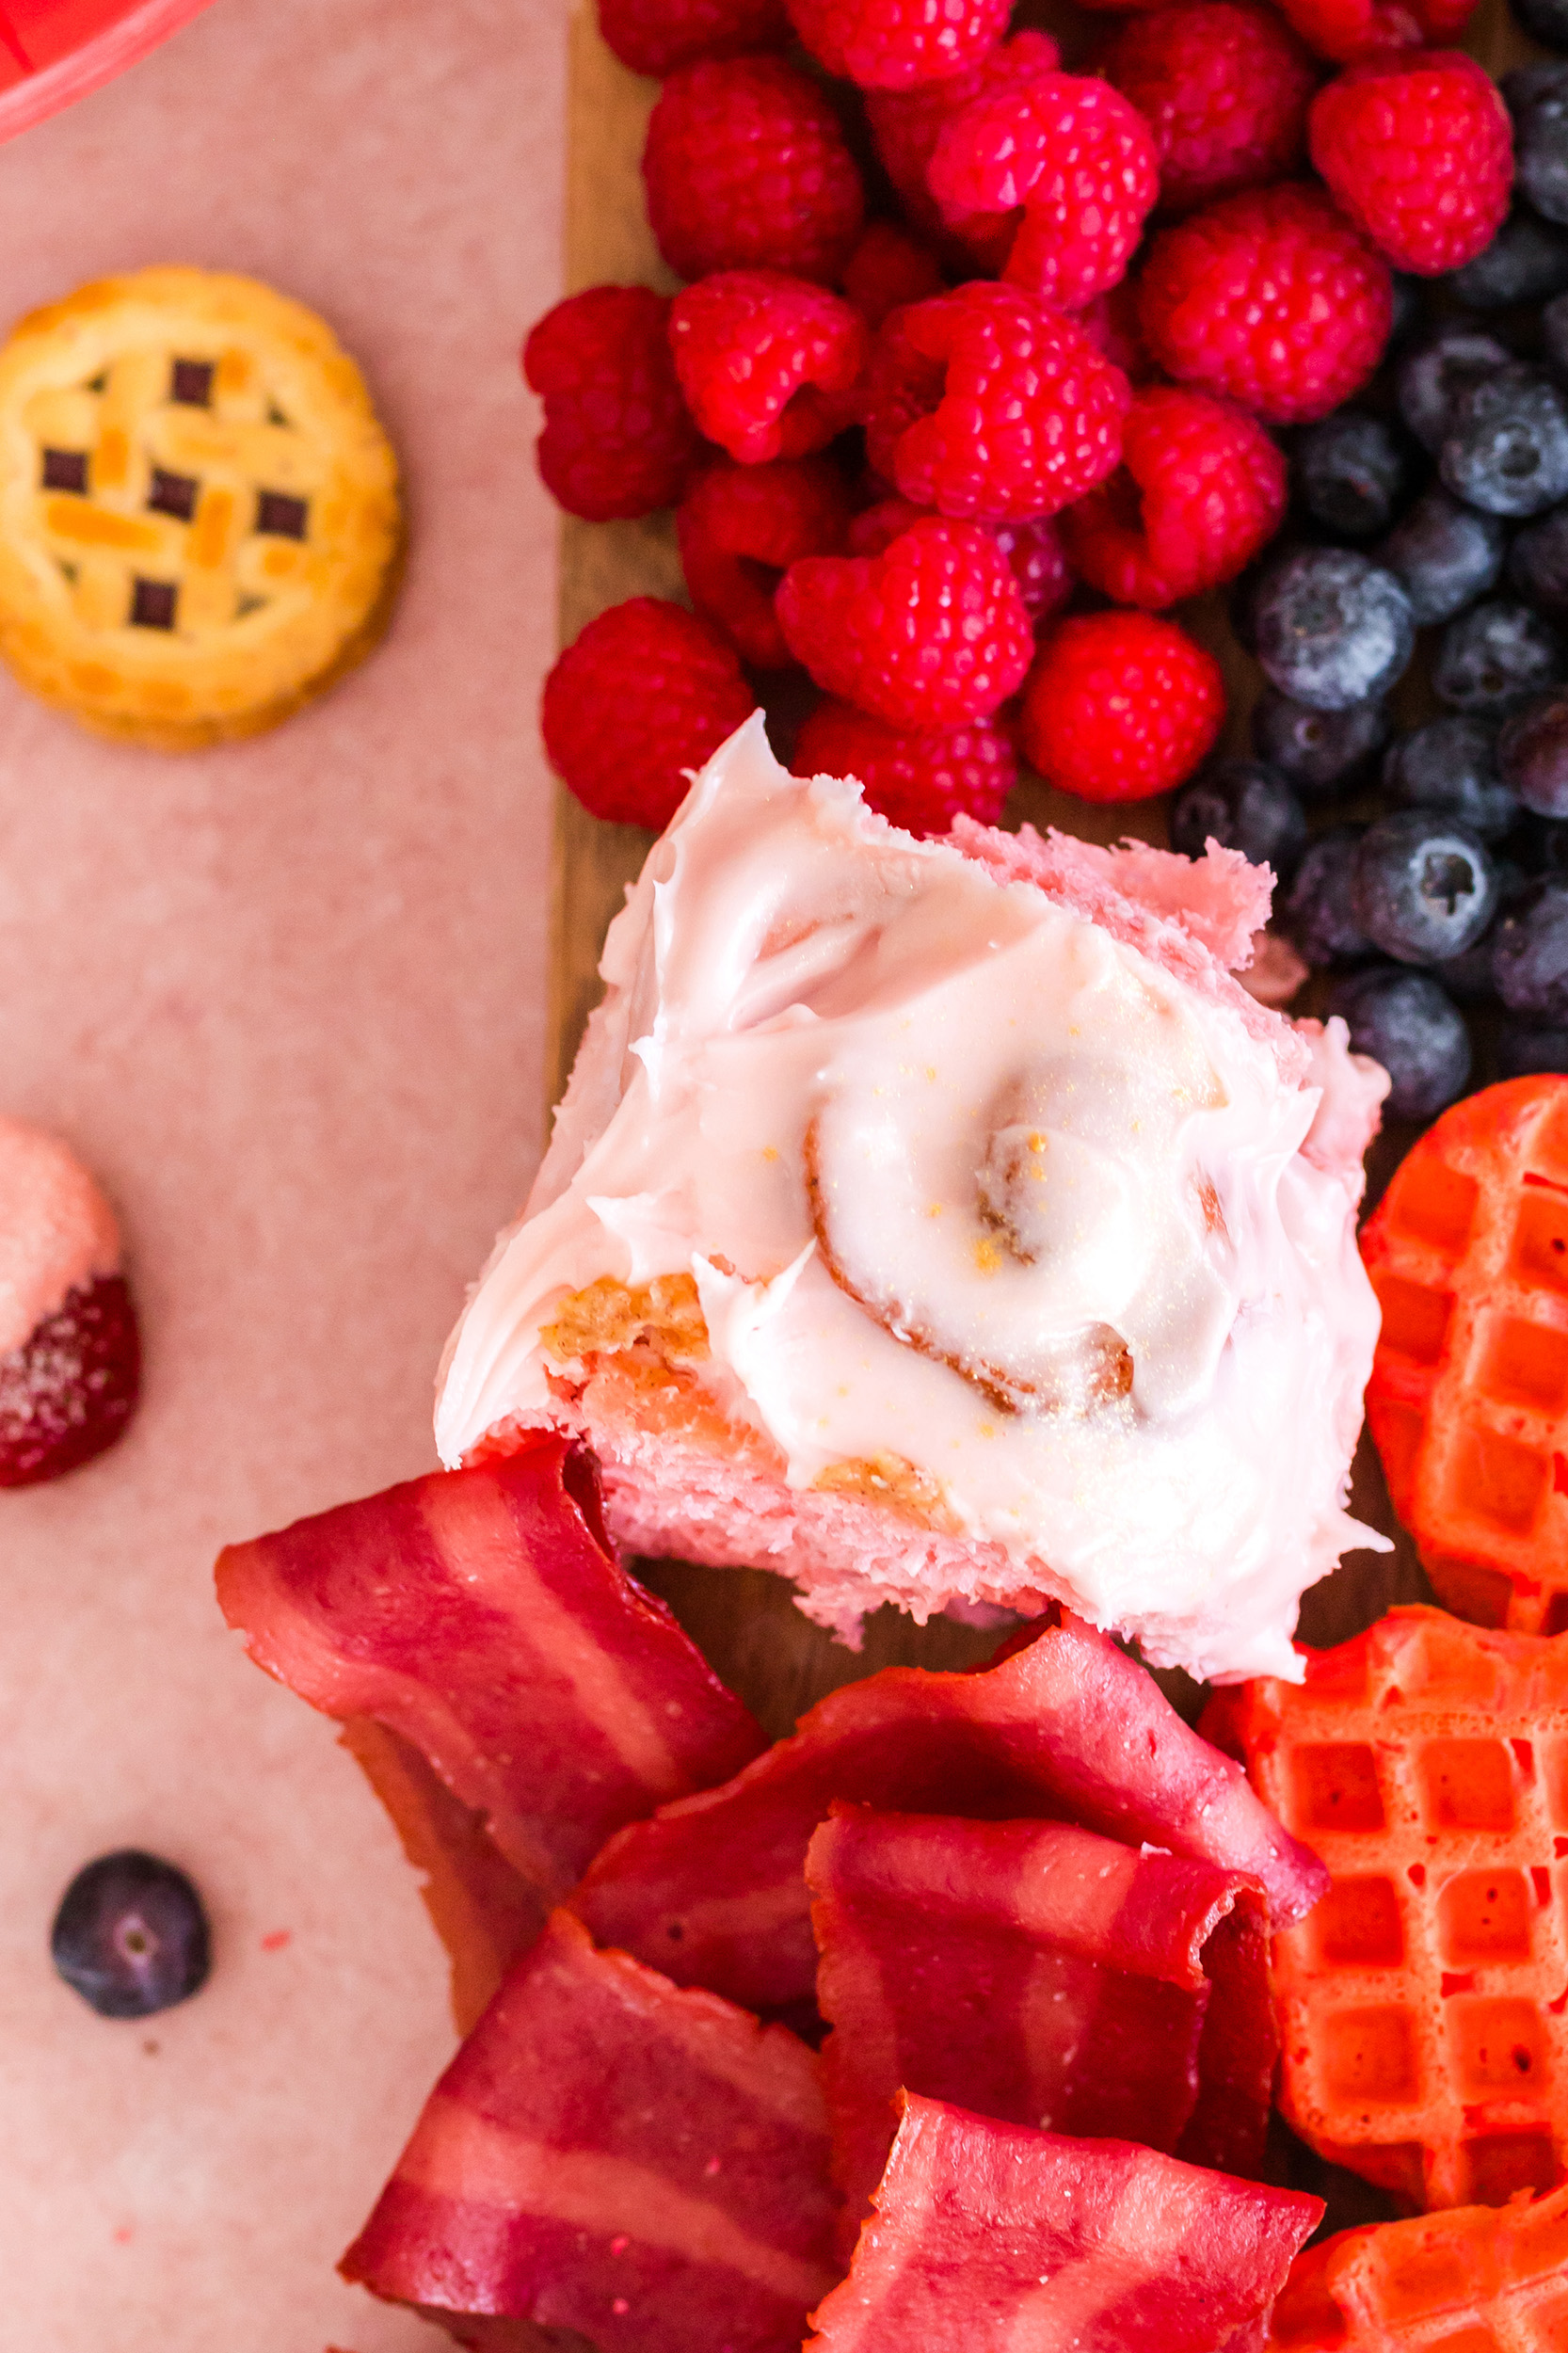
[438,714,1387,1682]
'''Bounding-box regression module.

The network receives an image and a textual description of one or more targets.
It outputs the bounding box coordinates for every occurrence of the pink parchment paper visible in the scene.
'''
[0,0,564,2343]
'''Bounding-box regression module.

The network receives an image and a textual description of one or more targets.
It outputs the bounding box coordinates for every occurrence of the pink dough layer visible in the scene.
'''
[0,1118,120,1357]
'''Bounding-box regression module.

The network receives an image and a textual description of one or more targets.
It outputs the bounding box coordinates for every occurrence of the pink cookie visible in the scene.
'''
[0,1119,138,1486]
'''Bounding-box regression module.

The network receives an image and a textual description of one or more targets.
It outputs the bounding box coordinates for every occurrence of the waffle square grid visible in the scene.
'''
[1229,1609,1568,2211]
[1363,1079,1568,1637]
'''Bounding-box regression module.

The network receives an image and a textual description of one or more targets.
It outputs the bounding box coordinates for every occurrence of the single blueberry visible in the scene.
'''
[1440,363,1568,519]
[1326,968,1472,1120]
[1398,324,1512,453]
[1498,1019,1568,1074]
[1498,689,1568,818]
[1253,548,1416,712]
[1508,503,1568,616]
[51,1849,211,2020]
[1351,809,1497,965]
[1283,826,1372,966]
[1375,487,1505,626]
[1513,0,1568,56]
[1292,411,1417,540]
[1252,688,1389,796]
[1493,876,1568,1017]
[1443,207,1568,310]
[1383,714,1518,840]
[1433,600,1566,712]
[1508,63,1568,227]
[1169,758,1307,878]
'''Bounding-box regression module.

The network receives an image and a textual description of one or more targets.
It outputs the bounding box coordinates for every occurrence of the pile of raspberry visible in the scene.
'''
[523,0,1518,838]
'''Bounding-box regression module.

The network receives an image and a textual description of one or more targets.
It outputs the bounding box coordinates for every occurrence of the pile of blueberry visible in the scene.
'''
[1175,56,1568,1121]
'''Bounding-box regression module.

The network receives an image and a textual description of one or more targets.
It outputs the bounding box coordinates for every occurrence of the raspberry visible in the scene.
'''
[1138,183,1393,424]
[1309,52,1512,277]
[783,0,1009,92]
[1062,386,1287,609]
[792,697,1017,833]
[541,598,758,829]
[1102,2,1318,216]
[1018,613,1225,802]
[862,284,1129,523]
[677,456,854,668]
[1272,0,1474,64]
[840,221,945,329]
[850,496,1074,617]
[643,58,864,285]
[929,72,1160,310]
[522,286,701,524]
[598,0,789,75]
[865,31,1061,250]
[669,271,868,462]
[776,517,1033,726]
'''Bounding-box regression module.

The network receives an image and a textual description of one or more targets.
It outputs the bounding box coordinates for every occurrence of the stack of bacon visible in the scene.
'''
[217,1433,1330,2352]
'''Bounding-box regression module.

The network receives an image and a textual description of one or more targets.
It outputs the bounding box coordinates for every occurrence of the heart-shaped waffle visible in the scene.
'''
[1210,1607,1568,2212]
[1266,2178,1568,2349]
[0,265,401,748]
[1363,1076,1568,1635]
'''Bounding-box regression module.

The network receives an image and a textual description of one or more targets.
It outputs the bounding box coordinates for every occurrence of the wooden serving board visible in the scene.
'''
[550,0,1538,1739]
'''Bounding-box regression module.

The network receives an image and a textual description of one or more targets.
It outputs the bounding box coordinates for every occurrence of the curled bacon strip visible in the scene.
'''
[807,2093,1321,2353]
[808,1804,1276,2242]
[215,1436,764,1904]
[343,1910,840,2353]
[571,1612,1326,2012]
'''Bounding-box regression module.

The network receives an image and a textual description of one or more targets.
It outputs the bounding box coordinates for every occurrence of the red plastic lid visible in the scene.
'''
[0,0,217,141]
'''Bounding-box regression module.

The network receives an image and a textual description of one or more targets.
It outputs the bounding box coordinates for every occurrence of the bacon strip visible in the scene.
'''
[571,1613,1325,2011]
[807,2093,1321,2353]
[343,1910,840,2353]
[216,1438,763,1902]
[808,1806,1276,2241]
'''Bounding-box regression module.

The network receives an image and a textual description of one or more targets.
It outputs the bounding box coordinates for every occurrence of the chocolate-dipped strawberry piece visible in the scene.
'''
[0,1119,139,1486]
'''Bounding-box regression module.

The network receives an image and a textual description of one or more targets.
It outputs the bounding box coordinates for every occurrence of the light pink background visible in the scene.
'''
[0,0,564,2342]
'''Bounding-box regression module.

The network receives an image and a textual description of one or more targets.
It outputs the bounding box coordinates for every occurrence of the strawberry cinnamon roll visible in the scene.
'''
[438,715,1386,1681]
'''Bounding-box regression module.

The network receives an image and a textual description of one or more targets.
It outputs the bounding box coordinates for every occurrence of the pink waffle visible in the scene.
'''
[1267,2179,1568,2349]
[1211,1607,1568,2210]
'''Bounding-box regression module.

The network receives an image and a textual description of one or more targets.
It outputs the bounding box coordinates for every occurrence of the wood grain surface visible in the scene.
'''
[550,0,1536,1737]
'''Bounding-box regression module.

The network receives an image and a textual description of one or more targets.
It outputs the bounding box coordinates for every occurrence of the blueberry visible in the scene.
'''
[1545,289,1568,376]
[51,1849,211,2020]
[1375,487,1506,626]
[1292,411,1417,540]
[1443,207,1568,310]
[1498,689,1568,819]
[1252,687,1389,796]
[1507,63,1568,227]
[1508,504,1568,616]
[1169,758,1307,878]
[1397,324,1512,453]
[1440,364,1568,520]
[1253,548,1416,712]
[1383,714,1518,840]
[1433,930,1501,1007]
[1513,0,1568,56]
[1351,810,1497,965]
[1433,600,1566,712]
[1326,968,1472,1119]
[1493,877,1568,1017]
[1498,1019,1568,1074]
[1283,826,1372,966]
